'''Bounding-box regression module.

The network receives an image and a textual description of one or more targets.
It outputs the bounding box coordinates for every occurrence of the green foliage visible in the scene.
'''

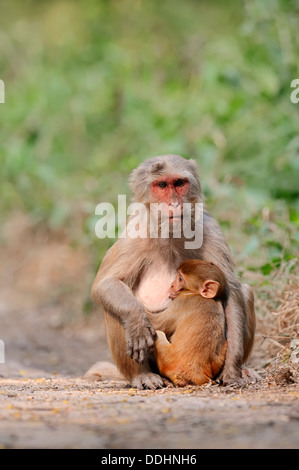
[0,0,298,269]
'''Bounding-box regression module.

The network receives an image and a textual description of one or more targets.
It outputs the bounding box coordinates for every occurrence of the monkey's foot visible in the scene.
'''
[220,376,244,387]
[242,368,262,383]
[221,368,262,386]
[131,372,168,390]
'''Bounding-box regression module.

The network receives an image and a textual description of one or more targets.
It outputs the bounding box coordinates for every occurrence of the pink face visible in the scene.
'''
[169,271,186,298]
[150,176,190,219]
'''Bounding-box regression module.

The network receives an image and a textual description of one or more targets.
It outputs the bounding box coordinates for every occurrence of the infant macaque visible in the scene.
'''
[148,259,228,386]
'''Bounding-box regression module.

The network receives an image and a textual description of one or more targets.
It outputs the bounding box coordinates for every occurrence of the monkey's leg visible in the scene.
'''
[105,313,165,390]
[154,331,191,387]
[221,285,259,385]
[155,331,212,387]
[220,289,246,385]
[154,331,181,386]
[242,283,256,363]
[241,284,261,382]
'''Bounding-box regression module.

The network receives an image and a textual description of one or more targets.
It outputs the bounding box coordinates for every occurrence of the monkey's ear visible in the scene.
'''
[200,280,219,299]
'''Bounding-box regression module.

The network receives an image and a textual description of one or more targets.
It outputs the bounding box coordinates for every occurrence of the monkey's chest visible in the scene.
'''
[135,264,176,313]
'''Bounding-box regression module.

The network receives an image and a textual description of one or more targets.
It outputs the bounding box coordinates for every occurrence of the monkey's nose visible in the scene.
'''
[170,202,180,208]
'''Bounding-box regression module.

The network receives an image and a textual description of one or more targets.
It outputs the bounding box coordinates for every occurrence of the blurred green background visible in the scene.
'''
[0,0,298,278]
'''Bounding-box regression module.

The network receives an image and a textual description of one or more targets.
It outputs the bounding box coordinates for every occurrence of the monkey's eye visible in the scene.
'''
[158,181,167,188]
[179,275,183,282]
[174,179,185,187]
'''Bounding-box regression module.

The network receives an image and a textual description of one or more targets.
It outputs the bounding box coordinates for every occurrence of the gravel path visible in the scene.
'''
[0,366,298,449]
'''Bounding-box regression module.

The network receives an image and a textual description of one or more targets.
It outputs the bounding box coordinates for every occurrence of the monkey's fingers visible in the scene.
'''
[127,337,139,361]
[138,347,145,364]
[145,329,156,355]
[133,337,146,364]
[127,336,146,364]
[127,322,157,363]
[149,325,157,340]
[162,377,174,388]
[127,339,137,361]
[127,342,134,360]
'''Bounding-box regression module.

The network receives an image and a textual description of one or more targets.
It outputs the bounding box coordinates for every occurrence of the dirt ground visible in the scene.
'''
[1,295,298,450]
[0,216,298,449]
[0,374,298,449]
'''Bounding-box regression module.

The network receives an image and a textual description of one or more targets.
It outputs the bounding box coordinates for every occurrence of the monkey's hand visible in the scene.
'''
[125,313,157,364]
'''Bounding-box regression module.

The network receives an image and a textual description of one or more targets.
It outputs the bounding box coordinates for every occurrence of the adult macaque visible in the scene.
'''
[148,259,228,387]
[91,154,256,389]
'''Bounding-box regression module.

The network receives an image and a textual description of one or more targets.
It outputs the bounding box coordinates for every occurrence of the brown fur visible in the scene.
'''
[148,260,228,387]
[91,155,256,388]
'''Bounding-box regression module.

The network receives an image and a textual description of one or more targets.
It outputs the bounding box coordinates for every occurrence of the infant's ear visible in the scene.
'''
[200,280,220,299]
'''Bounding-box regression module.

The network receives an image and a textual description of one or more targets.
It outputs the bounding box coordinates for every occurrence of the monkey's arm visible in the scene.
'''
[91,240,157,364]
[147,298,184,337]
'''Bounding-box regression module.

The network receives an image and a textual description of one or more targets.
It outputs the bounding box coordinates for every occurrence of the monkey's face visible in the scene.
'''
[169,270,186,298]
[150,176,190,223]
[129,156,202,237]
